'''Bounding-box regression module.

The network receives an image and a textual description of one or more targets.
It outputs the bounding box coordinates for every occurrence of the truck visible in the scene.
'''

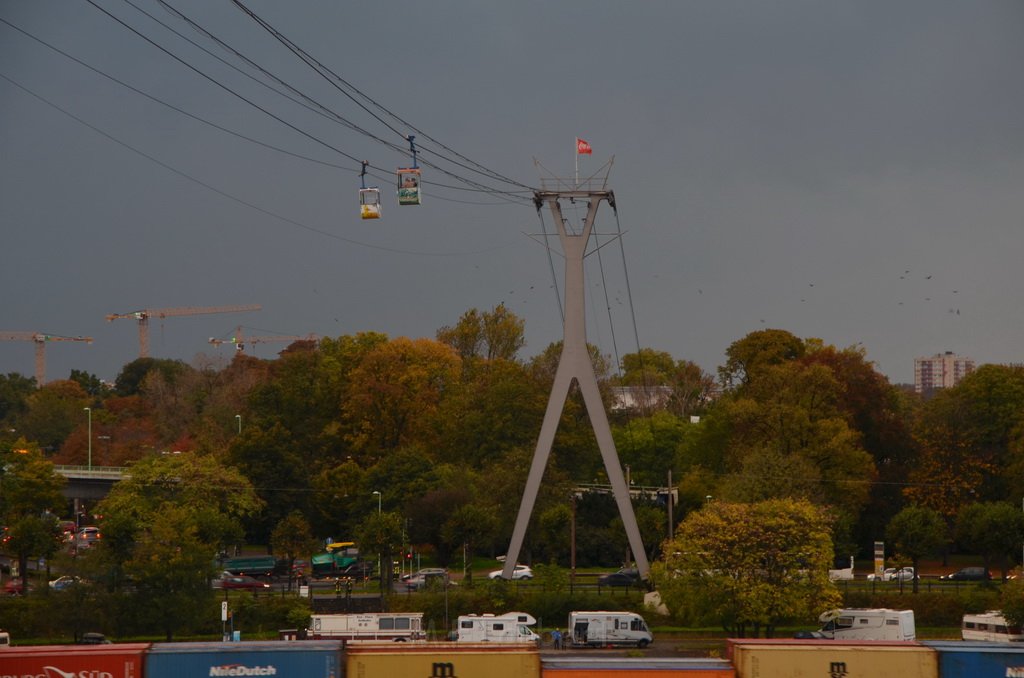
[455,612,540,643]
[568,611,653,648]
[311,542,360,578]
[307,612,424,641]
[222,555,277,577]
[797,608,916,641]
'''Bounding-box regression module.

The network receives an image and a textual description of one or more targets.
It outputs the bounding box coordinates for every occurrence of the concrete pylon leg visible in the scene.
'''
[501,189,649,580]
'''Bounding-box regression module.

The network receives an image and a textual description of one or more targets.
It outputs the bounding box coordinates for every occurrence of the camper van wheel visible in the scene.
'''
[637,639,649,649]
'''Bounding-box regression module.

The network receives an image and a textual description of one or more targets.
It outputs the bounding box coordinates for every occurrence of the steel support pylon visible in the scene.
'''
[501,189,649,580]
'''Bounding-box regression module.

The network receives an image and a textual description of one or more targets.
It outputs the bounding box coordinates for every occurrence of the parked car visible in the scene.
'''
[488,564,533,580]
[867,567,915,582]
[77,632,111,644]
[50,575,86,591]
[404,568,452,590]
[340,560,375,578]
[942,566,991,581]
[598,568,641,587]
[213,572,271,591]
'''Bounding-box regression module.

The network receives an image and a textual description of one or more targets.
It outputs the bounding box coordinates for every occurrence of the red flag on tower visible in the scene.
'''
[576,138,593,155]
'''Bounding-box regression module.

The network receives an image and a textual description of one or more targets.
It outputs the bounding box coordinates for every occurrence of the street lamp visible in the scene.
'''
[83,407,92,471]
[372,490,381,514]
[235,414,241,434]
[372,490,382,592]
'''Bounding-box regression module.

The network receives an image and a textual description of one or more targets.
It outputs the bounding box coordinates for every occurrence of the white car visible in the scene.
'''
[867,566,915,582]
[488,564,533,580]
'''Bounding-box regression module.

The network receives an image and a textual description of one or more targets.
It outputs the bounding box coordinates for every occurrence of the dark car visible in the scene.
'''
[598,568,641,587]
[341,560,375,578]
[214,572,271,591]
[942,566,991,581]
[77,632,111,644]
[3,578,32,596]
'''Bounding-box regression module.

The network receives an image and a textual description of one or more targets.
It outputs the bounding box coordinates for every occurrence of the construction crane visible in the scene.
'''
[106,305,261,358]
[0,332,93,385]
[209,326,318,353]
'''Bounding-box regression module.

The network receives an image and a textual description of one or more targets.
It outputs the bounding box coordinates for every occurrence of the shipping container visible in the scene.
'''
[145,640,343,678]
[728,639,937,678]
[0,642,150,677]
[542,656,734,677]
[346,640,540,678]
[923,640,1024,678]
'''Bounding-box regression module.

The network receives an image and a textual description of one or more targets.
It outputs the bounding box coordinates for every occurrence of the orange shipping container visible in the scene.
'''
[345,641,540,678]
[542,656,735,677]
[730,641,937,678]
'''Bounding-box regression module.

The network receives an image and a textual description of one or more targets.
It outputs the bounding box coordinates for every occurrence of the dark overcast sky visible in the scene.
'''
[2,0,1022,385]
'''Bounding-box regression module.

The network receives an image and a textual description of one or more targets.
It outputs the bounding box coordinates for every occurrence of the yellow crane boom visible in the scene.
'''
[105,304,261,358]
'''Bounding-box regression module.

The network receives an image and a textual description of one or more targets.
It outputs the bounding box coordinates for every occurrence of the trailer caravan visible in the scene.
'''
[961,611,1024,642]
[456,612,540,643]
[799,608,916,641]
[568,611,653,648]
[307,612,424,641]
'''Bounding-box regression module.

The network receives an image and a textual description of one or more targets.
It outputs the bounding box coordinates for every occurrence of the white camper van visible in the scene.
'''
[307,612,424,641]
[569,611,653,648]
[961,611,1024,642]
[456,612,540,643]
[799,608,915,641]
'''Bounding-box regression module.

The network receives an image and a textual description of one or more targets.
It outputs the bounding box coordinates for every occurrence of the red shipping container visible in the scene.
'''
[0,643,150,677]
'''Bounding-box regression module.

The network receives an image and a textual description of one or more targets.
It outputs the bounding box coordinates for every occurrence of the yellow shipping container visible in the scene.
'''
[731,642,937,678]
[346,641,541,678]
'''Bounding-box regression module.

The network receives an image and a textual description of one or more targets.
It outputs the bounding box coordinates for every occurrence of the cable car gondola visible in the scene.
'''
[359,161,381,219]
[397,135,421,206]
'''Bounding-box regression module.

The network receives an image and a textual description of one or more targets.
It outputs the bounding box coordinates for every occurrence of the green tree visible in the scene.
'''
[355,511,404,594]
[18,380,89,453]
[885,505,947,593]
[0,443,67,594]
[0,372,36,427]
[271,511,320,589]
[123,504,219,640]
[441,503,498,584]
[954,502,1024,580]
[658,498,839,637]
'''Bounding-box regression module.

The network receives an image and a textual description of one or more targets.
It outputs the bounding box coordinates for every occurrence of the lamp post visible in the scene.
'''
[235,414,241,434]
[83,407,92,471]
[372,491,382,593]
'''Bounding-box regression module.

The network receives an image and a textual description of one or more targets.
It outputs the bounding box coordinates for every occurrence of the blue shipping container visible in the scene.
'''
[146,640,343,678]
[922,640,1024,678]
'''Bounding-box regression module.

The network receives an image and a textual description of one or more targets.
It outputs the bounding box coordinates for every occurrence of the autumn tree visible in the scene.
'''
[719,329,805,389]
[18,380,90,453]
[658,498,839,637]
[437,304,526,362]
[885,505,946,593]
[342,337,461,454]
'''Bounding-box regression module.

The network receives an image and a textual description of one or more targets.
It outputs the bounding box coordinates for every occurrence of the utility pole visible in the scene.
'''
[500,182,649,581]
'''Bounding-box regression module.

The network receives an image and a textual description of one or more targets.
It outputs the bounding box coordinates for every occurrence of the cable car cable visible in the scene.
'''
[228,0,535,192]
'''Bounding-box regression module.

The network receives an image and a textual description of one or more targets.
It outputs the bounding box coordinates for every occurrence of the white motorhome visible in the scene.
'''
[456,612,540,643]
[962,611,1024,642]
[569,611,653,648]
[800,608,915,641]
[307,612,424,641]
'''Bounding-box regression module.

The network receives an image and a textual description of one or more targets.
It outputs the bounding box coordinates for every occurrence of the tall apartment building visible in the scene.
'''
[914,351,975,394]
